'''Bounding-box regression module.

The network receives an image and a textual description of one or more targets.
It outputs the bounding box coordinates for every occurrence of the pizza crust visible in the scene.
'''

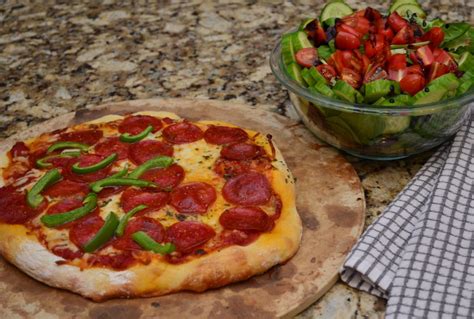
[0,112,302,301]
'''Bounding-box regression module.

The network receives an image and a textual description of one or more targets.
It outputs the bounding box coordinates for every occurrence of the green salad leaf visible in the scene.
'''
[442,22,471,46]
[445,27,474,54]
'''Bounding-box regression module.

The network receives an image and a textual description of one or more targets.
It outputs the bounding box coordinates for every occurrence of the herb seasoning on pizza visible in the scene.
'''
[0,111,302,301]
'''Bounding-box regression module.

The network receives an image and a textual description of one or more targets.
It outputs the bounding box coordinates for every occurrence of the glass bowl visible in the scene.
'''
[270,40,473,160]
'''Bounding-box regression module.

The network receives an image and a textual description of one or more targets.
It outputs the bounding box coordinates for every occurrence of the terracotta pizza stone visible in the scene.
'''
[0,99,365,318]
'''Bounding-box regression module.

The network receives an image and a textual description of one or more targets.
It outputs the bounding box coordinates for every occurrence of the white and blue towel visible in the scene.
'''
[341,118,473,318]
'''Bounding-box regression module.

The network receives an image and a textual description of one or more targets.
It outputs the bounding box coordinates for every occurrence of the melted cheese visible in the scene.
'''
[2,112,285,260]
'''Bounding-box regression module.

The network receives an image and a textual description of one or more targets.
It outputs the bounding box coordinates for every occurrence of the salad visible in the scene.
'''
[282,0,474,106]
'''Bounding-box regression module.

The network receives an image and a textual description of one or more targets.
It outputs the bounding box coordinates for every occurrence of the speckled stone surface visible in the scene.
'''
[1,0,472,318]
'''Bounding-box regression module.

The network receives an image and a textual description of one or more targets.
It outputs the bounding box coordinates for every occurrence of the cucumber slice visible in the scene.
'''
[339,113,385,144]
[457,52,474,72]
[309,67,327,84]
[395,4,426,19]
[389,0,420,13]
[457,80,473,95]
[382,116,411,135]
[320,2,353,23]
[301,68,316,87]
[285,62,305,85]
[325,116,362,145]
[313,81,335,97]
[413,108,461,138]
[428,73,460,91]
[374,97,386,105]
[364,79,398,103]
[281,33,296,66]
[292,31,313,52]
[414,86,448,105]
[333,80,358,103]
[380,94,413,106]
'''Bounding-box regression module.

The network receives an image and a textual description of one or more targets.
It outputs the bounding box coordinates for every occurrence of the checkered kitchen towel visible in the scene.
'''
[340,118,473,318]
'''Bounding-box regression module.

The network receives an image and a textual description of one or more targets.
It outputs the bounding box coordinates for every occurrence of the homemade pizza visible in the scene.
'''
[0,111,302,301]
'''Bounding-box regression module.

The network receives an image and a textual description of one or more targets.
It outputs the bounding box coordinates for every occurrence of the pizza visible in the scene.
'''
[0,111,302,301]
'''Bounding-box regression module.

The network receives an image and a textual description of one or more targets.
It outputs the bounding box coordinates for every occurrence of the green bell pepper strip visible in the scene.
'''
[26,169,62,208]
[120,125,153,143]
[72,153,117,174]
[132,231,176,255]
[109,164,129,178]
[128,156,173,179]
[115,204,148,237]
[47,141,90,154]
[83,212,119,253]
[90,177,155,193]
[36,151,81,169]
[40,193,98,227]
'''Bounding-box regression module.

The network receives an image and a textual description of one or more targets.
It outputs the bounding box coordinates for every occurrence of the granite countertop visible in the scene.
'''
[1,0,472,318]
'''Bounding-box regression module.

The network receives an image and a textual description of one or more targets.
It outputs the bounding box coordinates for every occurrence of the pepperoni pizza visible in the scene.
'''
[0,111,301,301]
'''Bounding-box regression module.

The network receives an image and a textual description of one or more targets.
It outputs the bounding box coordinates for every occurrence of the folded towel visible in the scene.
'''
[340,119,473,318]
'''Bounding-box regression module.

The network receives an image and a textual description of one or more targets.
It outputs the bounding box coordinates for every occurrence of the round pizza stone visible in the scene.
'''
[0,98,365,318]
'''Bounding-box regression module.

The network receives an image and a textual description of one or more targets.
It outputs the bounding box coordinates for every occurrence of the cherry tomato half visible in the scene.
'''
[335,31,361,50]
[316,64,337,82]
[342,16,370,36]
[379,28,394,42]
[427,62,449,82]
[416,45,434,66]
[388,54,407,70]
[364,63,388,83]
[392,26,415,45]
[341,68,361,88]
[400,74,426,95]
[295,48,319,68]
[421,27,445,49]
[364,34,385,58]
[388,12,408,33]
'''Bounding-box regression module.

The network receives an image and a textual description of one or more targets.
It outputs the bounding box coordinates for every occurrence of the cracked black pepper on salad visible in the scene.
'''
[282,0,474,105]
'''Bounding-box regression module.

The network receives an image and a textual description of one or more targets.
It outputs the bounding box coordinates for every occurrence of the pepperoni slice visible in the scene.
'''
[221,143,263,160]
[128,140,173,165]
[162,121,203,144]
[10,141,30,158]
[204,126,248,145]
[167,221,215,254]
[69,214,104,251]
[98,186,127,199]
[46,156,74,169]
[94,137,129,160]
[170,182,216,214]
[0,185,44,224]
[213,157,272,178]
[118,115,163,135]
[120,188,169,215]
[222,172,271,205]
[88,252,135,270]
[140,164,185,190]
[43,180,89,198]
[113,217,166,251]
[64,154,112,183]
[219,206,272,231]
[46,197,83,215]
[59,129,103,145]
[51,246,84,260]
